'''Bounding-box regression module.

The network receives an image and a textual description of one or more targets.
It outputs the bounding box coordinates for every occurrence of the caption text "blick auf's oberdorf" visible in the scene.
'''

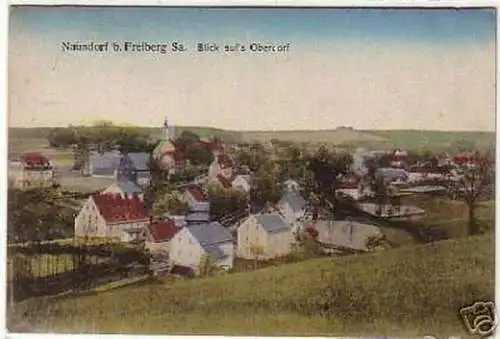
[61,41,292,54]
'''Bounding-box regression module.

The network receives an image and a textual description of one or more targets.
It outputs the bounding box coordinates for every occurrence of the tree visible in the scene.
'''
[152,190,189,216]
[176,130,200,153]
[47,127,78,148]
[184,145,214,166]
[454,157,493,235]
[250,161,283,208]
[306,146,352,208]
[207,183,247,220]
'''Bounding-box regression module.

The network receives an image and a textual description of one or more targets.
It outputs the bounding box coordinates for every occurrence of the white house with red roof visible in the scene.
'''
[8,152,56,189]
[74,193,149,239]
[144,218,180,254]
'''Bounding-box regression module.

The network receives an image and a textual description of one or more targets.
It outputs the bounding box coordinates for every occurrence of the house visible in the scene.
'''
[236,214,295,260]
[145,218,180,254]
[169,222,234,272]
[284,179,301,192]
[118,152,151,186]
[276,190,307,226]
[184,186,210,213]
[82,151,122,178]
[308,219,382,254]
[357,202,426,221]
[8,152,56,189]
[102,179,144,200]
[74,193,149,239]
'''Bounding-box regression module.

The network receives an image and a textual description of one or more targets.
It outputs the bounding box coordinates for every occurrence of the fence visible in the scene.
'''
[7,242,151,303]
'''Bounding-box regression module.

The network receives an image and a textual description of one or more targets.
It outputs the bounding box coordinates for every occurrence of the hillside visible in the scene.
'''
[9,127,493,153]
[10,233,494,336]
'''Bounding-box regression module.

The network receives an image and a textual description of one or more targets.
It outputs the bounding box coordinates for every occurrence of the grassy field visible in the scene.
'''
[239,128,385,145]
[9,233,494,336]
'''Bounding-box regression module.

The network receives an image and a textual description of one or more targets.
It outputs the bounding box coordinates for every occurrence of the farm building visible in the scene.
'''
[308,219,382,254]
[236,214,295,260]
[8,152,57,189]
[145,219,180,254]
[82,151,122,178]
[169,222,235,273]
[118,152,151,186]
[74,193,149,239]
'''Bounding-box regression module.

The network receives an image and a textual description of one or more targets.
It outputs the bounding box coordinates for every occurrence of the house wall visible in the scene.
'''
[169,229,204,270]
[106,219,149,239]
[74,197,104,237]
[214,241,235,269]
[120,230,146,243]
[265,230,295,259]
[146,240,170,254]
[13,168,54,189]
[237,216,267,259]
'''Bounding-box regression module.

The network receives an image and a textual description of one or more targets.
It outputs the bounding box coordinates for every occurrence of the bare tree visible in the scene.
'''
[455,158,493,235]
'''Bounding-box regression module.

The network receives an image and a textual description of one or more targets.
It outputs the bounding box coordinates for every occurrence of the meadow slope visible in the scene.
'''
[10,233,494,336]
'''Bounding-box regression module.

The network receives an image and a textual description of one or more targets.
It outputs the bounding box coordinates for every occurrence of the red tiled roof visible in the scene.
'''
[19,152,51,167]
[186,186,206,202]
[93,193,148,223]
[147,219,179,243]
[218,154,233,169]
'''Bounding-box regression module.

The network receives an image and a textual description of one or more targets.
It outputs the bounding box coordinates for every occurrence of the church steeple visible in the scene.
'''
[163,116,170,140]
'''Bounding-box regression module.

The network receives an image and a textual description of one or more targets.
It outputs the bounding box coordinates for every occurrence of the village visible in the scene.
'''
[7,117,494,283]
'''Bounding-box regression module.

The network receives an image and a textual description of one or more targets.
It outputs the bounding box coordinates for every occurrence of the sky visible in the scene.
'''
[8,7,497,131]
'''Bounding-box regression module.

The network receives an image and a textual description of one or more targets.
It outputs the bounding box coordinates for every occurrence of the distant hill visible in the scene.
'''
[8,127,495,152]
[10,233,493,335]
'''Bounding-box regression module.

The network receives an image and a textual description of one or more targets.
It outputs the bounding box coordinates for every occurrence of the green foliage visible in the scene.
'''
[184,145,214,166]
[207,183,247,220]
[8,188,76,243]
[152,189,189,216]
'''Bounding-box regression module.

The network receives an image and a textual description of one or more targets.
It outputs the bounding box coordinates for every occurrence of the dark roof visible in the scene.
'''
[124,152,150,171]
[185,212,210,223]
[93,193,148,223]
[278,191,306,213]
[116,180,143,195]
[89,152,122,175]
[187,222,233,246]
[147,219,179,243]
[254,214,291,234]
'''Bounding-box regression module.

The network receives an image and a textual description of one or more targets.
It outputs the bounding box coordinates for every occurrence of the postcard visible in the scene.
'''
[6,5,497,337]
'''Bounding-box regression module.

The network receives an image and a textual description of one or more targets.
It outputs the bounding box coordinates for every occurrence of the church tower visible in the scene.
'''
[163,117,170,140]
